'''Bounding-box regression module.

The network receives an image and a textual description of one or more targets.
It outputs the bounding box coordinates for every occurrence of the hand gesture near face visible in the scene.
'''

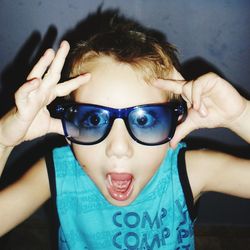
[0,41,90,147]
[153,69,249,147]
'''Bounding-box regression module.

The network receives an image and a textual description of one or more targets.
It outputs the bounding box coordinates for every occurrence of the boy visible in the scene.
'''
[0,27,249,249]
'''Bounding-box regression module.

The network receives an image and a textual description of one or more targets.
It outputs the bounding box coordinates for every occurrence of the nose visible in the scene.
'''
[105,119,133,159]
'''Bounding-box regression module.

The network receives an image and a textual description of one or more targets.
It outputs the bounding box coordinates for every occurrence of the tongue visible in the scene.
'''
[109,173,132,192]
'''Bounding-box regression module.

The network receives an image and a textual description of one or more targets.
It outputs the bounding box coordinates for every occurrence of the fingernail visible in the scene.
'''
[60,40,69,48]
[43,48,55,59]
[60,41,65,47]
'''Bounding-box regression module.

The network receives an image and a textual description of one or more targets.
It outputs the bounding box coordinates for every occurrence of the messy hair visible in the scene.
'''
[67,25,179,84]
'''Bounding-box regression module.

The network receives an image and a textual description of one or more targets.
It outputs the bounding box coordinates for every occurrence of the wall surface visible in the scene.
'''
[0,0,249,225]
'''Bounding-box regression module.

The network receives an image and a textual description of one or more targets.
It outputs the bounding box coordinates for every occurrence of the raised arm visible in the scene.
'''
[153,70,250,147]
[153,69,250,200]
[0,41,90,176]
[0,41,91,235]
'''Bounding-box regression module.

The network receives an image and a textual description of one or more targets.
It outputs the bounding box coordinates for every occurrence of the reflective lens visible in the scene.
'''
[127,106,174,145]
[63,105,111,144]
[55,101,186,146]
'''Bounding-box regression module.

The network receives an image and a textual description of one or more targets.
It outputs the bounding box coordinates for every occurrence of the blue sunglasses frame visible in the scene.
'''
[55,100,187,146]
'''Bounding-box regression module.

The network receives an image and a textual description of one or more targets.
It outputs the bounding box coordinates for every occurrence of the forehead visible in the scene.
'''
[73,56,169,108]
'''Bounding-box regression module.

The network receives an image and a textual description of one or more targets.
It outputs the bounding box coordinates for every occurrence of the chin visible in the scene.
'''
[106,195,136,207]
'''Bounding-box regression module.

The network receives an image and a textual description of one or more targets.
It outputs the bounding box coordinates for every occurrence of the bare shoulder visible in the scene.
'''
[0,157,50,236]
[185,149,250,201]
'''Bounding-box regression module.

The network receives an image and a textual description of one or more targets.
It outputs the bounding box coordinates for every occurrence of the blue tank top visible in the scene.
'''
[50,143,195,250]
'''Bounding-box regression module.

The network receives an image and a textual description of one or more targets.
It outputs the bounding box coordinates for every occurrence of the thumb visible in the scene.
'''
[48,118,64,135]
[169,115,197,148]
[55,73,91,97]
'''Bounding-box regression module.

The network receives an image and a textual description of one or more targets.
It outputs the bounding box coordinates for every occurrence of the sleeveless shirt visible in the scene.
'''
[46,143,196,250]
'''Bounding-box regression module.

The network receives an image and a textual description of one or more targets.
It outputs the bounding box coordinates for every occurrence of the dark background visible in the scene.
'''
[0,0,249,231]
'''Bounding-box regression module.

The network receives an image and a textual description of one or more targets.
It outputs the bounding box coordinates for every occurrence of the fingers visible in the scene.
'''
[169,67,185,81]
[27,49,55,80]
[15,78,41,103]
[43,41,70,84]
[154,76,205,112]
[170,115,197,148]
[55,73,91,97]
[154,78,185,95]
[27,41,70,85]
[153,79,193,109]
[153,67,188,96]
[154,68,209,110]
[191,80,201,110]
[48,117,64,135]
[153,67,186,93]
[17,41,90,113]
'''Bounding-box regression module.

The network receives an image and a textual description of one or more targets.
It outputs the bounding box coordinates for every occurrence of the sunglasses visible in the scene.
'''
[54,100,187,146]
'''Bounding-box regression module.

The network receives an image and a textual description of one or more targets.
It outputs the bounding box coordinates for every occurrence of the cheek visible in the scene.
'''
[72,144,101,165]
[72,143,168,168]
[71,143,169,186]
[71,145,105,178]
[72,145,106,190]
[133,144,169,181]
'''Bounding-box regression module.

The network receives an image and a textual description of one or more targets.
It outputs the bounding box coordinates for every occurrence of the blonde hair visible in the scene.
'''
[67,26,180,98]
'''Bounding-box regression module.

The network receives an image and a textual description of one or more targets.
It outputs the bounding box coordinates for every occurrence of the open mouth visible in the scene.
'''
[106,173,134,202]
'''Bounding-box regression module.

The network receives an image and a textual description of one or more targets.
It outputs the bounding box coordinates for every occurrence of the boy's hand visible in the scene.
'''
[0,41,90,147]
[153,69,248,148]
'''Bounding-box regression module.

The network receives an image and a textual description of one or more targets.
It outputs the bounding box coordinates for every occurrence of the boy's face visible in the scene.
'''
[72,56,169,206]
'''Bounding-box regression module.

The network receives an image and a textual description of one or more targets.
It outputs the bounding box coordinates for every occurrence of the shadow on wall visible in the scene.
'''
[0,26,58,117]
[1,5,249,116]
[0,6,170,116]
[181,57,250,100]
